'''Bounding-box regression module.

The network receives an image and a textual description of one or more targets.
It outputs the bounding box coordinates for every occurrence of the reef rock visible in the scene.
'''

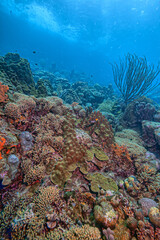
[94,200,118,228]
[142,120,160,147]
[149,207,160,227]
[122,97,156,128]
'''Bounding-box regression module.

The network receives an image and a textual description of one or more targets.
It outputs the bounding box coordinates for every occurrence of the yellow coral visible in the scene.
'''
[33,186,60,217]
[63,224,102,239]
[149,207,160,227]
[86,172,118,193]
[94,146,109,161]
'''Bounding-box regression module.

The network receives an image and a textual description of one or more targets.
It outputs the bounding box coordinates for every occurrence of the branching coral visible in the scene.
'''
[63,224,102,239]
[33,186,60,217]
[45,224,102,240]
[111,143,132,162]
[22,161,45,185]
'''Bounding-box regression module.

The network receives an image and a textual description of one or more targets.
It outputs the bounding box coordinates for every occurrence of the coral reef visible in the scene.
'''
[33,69,115,109]
[0,54,160,240]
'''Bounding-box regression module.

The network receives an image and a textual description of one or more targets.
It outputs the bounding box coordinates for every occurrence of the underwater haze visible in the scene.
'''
[1,0,160,85]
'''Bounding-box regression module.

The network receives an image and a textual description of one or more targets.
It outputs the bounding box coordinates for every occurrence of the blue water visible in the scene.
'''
[0,0,160,85]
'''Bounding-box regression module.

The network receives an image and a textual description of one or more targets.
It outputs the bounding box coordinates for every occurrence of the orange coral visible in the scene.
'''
[0,82,9,103]
[0,136,6,159]
[111,143,132,162]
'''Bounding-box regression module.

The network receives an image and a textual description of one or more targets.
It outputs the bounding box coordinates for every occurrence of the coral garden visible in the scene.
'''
[0,53,160,240]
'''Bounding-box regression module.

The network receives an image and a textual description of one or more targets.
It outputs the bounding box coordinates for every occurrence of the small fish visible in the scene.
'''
[90,75,93,78]
[35,63,38,66]
[71,102,79,107]
[85,119,98,128]
[33,51,36,54]
[28,179,40,186]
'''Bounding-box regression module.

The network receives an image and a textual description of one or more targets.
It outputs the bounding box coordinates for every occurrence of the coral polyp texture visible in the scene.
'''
[0,81,9,103]
[0,59,160,240]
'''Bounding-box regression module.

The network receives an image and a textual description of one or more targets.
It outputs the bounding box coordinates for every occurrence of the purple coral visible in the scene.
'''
[135,101,156,122]
[19,131,33,152]
[139,198,158,217]
[75,128,93,148]
[102,228,115,240]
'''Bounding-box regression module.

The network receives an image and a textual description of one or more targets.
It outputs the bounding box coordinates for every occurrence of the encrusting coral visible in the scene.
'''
[85,172,118,193]
[0,81,9,103]
[0,136,6,160]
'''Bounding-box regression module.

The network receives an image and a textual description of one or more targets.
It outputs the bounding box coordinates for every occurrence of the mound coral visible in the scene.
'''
[0,53,37,95]
[79,110,114,149]
[19,131,33,153]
